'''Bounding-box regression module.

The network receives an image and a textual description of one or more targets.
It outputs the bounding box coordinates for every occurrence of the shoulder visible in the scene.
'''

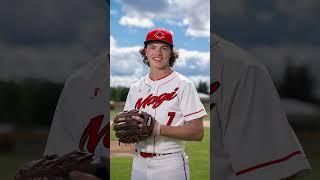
[64,52,107,88]
[128,75,147,91]
[173,71,196,88]
[212,34,268,77]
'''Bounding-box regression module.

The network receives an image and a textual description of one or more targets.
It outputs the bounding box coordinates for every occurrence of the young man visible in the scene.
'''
[211,34,311,180]
[44,51,109,157]
[123,28,207,180]
[44,50,109,180]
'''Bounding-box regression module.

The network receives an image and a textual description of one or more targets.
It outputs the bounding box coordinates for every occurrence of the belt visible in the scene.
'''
[135,149,173,158]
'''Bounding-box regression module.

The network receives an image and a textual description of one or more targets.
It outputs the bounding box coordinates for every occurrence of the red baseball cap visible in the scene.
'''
[144,28,174,46]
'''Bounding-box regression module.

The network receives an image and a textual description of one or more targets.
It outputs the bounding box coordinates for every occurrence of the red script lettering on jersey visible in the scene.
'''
[79,115,110,153]
[135,87,179,110]
[210,81,220,109]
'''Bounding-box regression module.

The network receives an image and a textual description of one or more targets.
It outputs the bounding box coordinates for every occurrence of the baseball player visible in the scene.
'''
[44,50,109,179]
[211,33,311,179]
[36,0,110,179]
[123,28,207,180]
[44,50,109,157]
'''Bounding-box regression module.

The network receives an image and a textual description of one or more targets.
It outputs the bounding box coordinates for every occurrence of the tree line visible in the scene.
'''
[0,78,63,127]
[0,62,319,126]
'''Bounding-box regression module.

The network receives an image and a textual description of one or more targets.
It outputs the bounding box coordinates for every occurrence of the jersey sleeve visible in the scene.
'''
[224,66,310,179]
[44,86,78,156]
[179,81,207,121]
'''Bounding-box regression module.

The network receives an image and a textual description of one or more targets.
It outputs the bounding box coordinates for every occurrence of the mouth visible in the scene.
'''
[152,57,163,62]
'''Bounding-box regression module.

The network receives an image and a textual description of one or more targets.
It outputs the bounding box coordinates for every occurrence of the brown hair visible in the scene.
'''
[139,42,179,67]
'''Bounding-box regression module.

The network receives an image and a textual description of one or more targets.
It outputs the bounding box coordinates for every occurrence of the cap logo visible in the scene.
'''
[154,31,165,39]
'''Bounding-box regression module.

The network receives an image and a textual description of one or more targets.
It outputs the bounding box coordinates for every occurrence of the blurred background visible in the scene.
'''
[0,0,107,179]
[213,0,320,179]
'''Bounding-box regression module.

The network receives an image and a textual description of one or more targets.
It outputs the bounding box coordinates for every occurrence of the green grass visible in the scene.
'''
[0,152,41,180]
[185,127,210,179]
[110,128,210,179]
[300,152,320,180]
[111,157,133,180]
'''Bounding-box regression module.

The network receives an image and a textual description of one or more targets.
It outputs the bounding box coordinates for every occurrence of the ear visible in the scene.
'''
[144,47,148,55]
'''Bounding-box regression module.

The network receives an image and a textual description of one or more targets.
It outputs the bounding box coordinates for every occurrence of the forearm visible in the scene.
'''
[159,119,204,141]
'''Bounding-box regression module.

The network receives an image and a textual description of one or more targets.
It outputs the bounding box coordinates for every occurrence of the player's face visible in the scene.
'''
[145,42,171,70]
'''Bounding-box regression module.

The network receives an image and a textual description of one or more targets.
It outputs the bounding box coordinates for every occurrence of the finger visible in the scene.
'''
[132,116,144,123]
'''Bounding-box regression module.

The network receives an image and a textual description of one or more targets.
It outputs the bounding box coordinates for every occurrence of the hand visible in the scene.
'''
[69,171,101,180]
[132,116,160,136]
[132,115,144,128]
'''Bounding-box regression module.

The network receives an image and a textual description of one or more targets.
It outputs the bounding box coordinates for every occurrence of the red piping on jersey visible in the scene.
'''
[149,71,176,153]
[236,151,302,176]
[184,109,204,117]
[181,154,188,180]
[154,75,178,118]
[149,70,174,81]
[153,74,177,153]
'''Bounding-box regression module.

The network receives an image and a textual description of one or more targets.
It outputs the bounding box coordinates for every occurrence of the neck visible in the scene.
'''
[149,67,172,81]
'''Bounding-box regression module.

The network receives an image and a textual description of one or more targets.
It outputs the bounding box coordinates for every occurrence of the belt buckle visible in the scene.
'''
[140,152,157,158]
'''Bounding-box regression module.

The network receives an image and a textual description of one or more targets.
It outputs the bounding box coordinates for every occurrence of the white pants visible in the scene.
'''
[131,151,190,180]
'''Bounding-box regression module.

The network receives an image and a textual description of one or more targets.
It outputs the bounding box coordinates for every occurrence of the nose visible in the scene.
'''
[155,47,162,56]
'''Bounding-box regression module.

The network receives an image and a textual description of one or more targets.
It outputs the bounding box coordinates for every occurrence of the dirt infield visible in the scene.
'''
[110,141,135,157]
[110,121,210,157]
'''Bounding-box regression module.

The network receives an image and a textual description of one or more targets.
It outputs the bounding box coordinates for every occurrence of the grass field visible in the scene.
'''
[0,106,318,180]
[1,138,320,179]
[0,152,42,180]
[110,108,320,180]
[1,150,320,180]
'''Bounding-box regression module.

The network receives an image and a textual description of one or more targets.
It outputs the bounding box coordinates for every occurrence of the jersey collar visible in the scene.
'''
[145,70,176,86]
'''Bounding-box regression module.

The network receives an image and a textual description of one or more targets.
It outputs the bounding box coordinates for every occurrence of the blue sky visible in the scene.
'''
[110,0,210,87]
[2,0,319,97]
[213,0,320,97]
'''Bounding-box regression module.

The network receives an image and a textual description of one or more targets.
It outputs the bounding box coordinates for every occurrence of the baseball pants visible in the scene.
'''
[131,151,190,180]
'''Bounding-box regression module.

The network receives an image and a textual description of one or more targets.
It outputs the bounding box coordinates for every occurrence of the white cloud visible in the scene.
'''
[188,75,210,88]
[110,36,210,87]
[275,0,319,18]
[186,28,210,38]
[249,45,320,66]
[0,20,106,83]
[248,45,320,83]
[176,49,210,68]
[255,11,273,24]
[119,16,154,28]
[110,36,116,49]
[117,0,209,38]
[0,41,96,83]
[214,0,246,17]
[111,76,140,87]
[213,0,319,20]
[110,35,146,78]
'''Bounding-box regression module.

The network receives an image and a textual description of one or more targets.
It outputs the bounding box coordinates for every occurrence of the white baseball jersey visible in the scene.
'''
[210,34,310,179]
[124,70,207,154]
[44,51,109,157]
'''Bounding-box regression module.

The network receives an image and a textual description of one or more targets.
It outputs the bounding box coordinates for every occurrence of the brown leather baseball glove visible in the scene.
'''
[112,109,156,144]
[14,151,107,180]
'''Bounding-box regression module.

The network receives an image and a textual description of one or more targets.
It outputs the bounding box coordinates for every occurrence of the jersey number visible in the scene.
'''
[166,112,176,125]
